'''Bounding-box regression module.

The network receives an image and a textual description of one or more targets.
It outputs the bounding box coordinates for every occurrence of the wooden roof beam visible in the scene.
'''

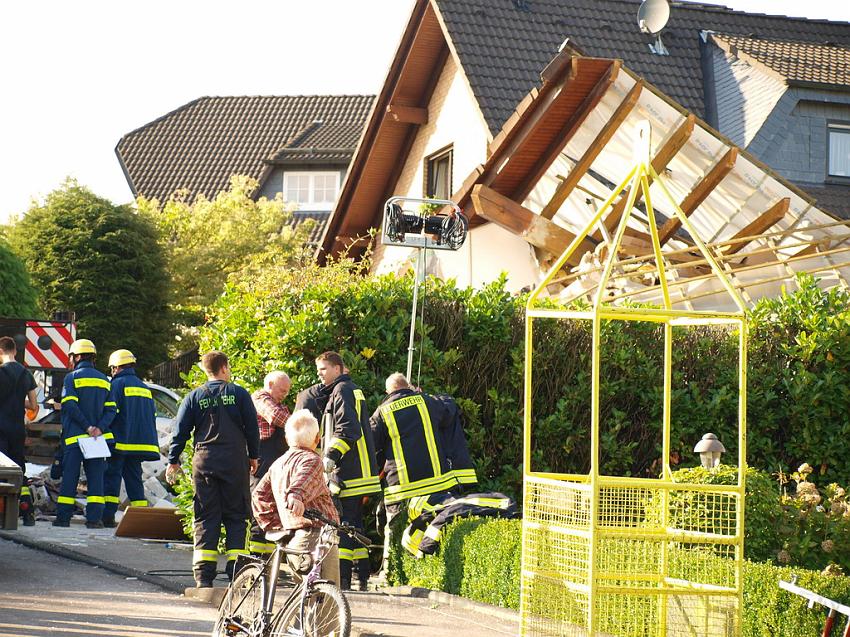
[656,147,738,246]
[721,198,790,256]
[540,79,643,220]
[512,60,621,202]
[386,104,428,125]
[592,114,695,241]
[470,184,594,265]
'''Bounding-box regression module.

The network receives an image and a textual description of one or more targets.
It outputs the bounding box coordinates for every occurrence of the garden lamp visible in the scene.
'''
[694,433,725,469]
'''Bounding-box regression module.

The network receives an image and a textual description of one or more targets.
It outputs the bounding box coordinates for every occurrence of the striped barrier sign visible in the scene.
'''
[24,320,76,370]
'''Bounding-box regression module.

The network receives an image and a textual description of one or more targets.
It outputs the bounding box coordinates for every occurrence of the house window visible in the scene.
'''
[283,171,340,209]
[828,123,850,178]
[425,146,453,200]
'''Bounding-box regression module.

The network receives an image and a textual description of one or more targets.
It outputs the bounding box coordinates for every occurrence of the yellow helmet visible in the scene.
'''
[108,349,136,367]
[69,339,96,355]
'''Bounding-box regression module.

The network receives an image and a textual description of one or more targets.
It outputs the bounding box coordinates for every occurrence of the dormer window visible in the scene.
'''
[828,123,850,179]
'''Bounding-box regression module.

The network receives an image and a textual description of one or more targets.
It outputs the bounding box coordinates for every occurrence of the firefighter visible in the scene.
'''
[431,393,478,489]
[248,370,291,556]
[369,372,456,571]
[166,351,259,588]
[54,339,116,528]
[315,351,380,591]
[102,349,159,527]
[0,336,38,526]
[294,381,330,422]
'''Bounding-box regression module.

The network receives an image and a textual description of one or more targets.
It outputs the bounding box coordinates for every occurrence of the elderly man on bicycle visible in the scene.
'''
[252,408,341,584]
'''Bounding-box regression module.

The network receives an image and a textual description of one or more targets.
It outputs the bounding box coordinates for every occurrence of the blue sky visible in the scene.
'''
[0,0,847,223]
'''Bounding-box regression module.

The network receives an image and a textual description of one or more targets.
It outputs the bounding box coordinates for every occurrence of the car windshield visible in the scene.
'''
[151,388,179,419]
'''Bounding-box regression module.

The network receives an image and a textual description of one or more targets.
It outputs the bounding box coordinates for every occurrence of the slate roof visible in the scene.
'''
[710,33,850,88]
[116,95,374,202]
[433,0,850,135]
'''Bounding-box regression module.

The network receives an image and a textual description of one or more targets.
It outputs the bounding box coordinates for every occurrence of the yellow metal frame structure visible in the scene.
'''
[520,123,747,637]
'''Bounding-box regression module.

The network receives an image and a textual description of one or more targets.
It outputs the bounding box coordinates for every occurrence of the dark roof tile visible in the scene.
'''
[434,0,850,134]
[116,95,374,202]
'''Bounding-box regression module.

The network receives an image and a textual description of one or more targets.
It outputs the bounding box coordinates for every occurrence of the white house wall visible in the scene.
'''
[372,53,541,292]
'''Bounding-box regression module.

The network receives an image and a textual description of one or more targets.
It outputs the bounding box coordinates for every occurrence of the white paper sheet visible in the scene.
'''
[78,435,111,459]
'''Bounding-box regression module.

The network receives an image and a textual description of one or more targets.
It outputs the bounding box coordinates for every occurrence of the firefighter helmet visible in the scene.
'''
[108,349,136,367]
[69,339,96,355]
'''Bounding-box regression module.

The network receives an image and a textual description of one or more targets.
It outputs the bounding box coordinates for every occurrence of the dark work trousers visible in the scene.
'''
[338,496,370,586]
[56,445,106,523]
[191,456,250,584]
[0,427,33,520]
[103,454,147,521]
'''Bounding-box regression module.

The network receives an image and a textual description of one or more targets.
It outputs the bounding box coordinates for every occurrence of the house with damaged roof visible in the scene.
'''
[116,94,374,245]
[322,0,850,307]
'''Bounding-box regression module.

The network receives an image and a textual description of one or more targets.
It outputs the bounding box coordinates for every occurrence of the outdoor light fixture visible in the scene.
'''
[694,433,726,469]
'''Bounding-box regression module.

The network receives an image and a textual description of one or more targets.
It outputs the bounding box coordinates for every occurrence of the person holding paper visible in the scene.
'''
[54,339,116,529]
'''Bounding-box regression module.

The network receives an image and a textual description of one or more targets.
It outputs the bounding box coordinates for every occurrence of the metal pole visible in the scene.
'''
[406,248,423,380]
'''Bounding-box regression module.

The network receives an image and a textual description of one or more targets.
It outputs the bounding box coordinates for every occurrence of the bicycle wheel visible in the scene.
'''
[269,582,351,637]
[212,563,266,637]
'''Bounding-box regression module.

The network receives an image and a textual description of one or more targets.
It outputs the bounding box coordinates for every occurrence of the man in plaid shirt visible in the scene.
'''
[249,371,291,555]
[251,408,340,584]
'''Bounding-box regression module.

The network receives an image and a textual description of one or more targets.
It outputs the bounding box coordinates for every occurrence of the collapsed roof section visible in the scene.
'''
[453,51,850,311]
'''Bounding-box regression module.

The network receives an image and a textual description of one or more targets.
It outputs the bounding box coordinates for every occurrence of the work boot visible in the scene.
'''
[52,517,70,527]
[102,518,117,528]
[85,520,104,529]
[358,578,369,592]
[340,577,352,591]
[195,580,214,589]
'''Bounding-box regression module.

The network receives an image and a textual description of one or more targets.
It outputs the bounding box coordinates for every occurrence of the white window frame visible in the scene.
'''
[827,122,850,180]
[283,171,341,209]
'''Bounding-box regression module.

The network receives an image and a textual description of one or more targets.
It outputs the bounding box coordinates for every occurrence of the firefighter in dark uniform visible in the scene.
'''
[315,351,380,591]
[432,393,478,489]
[0,336,38,526]
[369,372,456,571]
[54,339,116,528]
[166,351,259,588]
[102,349,159,527]
[294,382,330,421]
[248,370,291,556]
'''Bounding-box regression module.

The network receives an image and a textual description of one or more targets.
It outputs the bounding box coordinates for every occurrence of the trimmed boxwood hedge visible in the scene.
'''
[394,517,850,634]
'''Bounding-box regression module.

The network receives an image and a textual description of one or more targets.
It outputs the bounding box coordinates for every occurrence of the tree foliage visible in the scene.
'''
[5,179,171,373]
[137,175,312,324]
[0,237,38,317]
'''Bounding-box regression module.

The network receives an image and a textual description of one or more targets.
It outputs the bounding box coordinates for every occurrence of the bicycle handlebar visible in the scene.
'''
[304,509,372,547]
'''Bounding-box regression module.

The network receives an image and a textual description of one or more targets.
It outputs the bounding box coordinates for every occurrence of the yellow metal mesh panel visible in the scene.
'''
[522,478,741,637]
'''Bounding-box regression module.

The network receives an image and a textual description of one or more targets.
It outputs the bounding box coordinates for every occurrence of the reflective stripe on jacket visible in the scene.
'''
[109,367,159,459]
[60,361,116,446]
[371,388,454,504]
[322,375,380,498]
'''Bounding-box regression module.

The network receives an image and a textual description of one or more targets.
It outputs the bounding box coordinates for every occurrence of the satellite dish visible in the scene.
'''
[637,0,670,35]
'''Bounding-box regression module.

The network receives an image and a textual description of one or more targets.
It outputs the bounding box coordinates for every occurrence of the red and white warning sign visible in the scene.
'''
[25,320,76,370]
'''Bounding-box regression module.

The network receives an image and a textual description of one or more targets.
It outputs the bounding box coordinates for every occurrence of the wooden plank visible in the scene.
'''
[657,147,738,245]
[540,79,643,220]
[471,185,594,264]
[512,60,621,202]
[722,198,790,255]
[593,114,696,241]
[116,506,188,540]
[386,104,428,125]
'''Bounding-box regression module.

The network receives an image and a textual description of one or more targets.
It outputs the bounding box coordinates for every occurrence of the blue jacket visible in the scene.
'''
[109,367,159,460]
[60,360,116,447]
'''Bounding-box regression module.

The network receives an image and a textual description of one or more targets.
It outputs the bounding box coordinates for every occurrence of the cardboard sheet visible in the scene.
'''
[114,506,187,540]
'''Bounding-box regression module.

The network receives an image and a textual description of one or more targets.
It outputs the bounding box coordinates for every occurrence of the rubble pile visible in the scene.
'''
[28,417,176,518]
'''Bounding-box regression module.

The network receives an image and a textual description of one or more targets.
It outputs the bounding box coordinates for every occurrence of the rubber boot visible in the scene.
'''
[194,562,217,588]
[19,486,35,526]
[339,559,353,590]
[357,558,370,591]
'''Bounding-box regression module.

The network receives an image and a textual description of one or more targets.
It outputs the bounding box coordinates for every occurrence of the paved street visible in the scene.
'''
[0,538,216,637]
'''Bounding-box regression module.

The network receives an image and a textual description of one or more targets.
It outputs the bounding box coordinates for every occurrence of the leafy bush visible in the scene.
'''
[5,180,171,374]
[195,265,850,499]
[0,237,37,317]
[393,516,850,636]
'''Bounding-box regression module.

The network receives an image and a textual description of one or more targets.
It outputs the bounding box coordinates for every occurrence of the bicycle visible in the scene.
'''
[212,508,372,637]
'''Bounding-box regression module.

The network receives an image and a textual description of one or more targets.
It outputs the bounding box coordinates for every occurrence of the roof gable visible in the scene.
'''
[116,94,374,202]
[709,32,850,89]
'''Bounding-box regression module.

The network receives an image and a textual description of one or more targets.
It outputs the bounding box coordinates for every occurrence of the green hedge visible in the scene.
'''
[393,517,850,634]
[195,266,850,500]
